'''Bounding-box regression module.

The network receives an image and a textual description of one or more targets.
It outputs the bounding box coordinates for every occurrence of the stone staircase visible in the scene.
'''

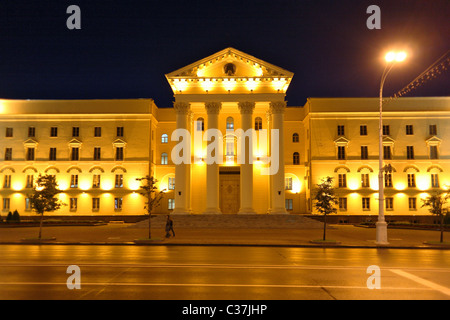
[129,214,324,229]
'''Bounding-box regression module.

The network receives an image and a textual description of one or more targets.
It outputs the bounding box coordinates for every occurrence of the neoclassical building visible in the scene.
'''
[0,48,449,218]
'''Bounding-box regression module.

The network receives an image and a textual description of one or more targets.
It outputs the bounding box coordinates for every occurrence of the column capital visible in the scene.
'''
[205,102,222,115]
[173,101,191,115]
[269,101,286,114]
[238,101,255,114]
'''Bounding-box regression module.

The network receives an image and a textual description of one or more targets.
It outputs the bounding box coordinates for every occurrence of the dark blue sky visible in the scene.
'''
[0,0,448,107]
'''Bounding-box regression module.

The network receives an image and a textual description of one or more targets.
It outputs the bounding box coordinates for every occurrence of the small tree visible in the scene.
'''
[136,176,165,239]
[313,176,338,241]
[28,174,65,240]
[421,189,449,243]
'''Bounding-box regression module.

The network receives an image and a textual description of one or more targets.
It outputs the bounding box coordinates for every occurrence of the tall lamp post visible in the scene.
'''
[376,51,407,245]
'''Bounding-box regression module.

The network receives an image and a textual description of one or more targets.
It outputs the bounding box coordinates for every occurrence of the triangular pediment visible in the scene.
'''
[382,136,395,145]
[166,47,294,79]
[426,135,441,146]
[23,139,38,147]
[68,138,82,147]
[113,138,127,147]
[334,136,349,145]
[165,47,294,95]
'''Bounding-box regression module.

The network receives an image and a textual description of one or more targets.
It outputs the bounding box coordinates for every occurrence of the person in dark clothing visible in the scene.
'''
[165,215,175,238]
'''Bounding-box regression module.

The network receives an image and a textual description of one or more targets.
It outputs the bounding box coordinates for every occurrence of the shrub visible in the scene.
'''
[12,210,20,222]
[6,211,13,222]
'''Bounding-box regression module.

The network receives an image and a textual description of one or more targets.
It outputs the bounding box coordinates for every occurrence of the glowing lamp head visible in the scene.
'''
[385,51,407,63]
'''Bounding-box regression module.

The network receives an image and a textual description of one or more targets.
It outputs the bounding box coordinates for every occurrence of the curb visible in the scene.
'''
[0,241,449,249]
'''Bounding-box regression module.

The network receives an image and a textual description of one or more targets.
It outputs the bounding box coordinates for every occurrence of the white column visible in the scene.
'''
[269,101,287,214]
[204,102,222,214]
[238,101,255,214]
[172,101,190,214]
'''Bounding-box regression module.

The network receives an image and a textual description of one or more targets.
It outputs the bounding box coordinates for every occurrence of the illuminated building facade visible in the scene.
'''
[0,48,449,217]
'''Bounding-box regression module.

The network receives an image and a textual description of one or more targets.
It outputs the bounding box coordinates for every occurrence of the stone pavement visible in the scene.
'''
[0,214,448,248]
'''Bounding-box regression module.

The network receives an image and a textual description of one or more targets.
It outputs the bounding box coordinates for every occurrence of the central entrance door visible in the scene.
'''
[219,168,240,214]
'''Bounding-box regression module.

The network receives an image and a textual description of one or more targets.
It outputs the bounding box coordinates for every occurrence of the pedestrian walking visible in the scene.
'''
[165,215,175,238]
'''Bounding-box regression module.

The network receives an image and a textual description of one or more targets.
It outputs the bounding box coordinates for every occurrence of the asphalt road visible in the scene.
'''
[0,245,449,301]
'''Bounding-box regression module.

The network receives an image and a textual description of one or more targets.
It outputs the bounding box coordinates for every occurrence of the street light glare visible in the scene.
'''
[385,52,396,62]
[395,51,407,62]
[385,51,407,63]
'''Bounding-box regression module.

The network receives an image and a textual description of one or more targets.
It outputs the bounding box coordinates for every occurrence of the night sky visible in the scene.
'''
[0,0,448,107]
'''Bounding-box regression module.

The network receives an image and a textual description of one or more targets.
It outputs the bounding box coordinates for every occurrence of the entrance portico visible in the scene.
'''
[165,47,294,214]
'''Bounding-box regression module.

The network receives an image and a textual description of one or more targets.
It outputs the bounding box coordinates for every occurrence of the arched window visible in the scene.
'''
[226,117,234,130]
[255,117,262,130]
[161,134,168,143]
[161,153,168,165]
[196,118,204,131]
[293,152,300,165]
[292,133,299,142]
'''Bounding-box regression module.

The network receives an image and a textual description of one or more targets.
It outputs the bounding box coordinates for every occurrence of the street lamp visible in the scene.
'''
[376,51,407,245]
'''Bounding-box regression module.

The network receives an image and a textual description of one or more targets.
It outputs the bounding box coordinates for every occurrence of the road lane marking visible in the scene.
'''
[0,281,436,291]
[389,269,450,297]
[0,263,449,272]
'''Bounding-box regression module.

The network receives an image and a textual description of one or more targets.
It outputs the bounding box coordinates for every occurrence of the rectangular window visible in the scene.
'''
[115,147,124,161]
[161,153,168,165]
[5,128,13,137]
[339,197,347,211]
[385,197,394,211]
[337,146,346,160]
[407,174,416,188]
[361,146,368,160]
[429,125,437,135]
[70,175,78,188]
[168,198,175,210]
[5,148,12,161]
[360,125,367,136]
[93,175,101,188]
[94,147,101,161]
[70,198,78,211]
[71,148,79,161]
[117,127,124,137]
[25,198,31,211]
[338,174,347,188]
[72,127,80,137]
[285,199,293,211]
[226,142,234,156]
[361,174,370,188]
[28,127,36,137]
[406,146,414,160]
[285,177,293,190]
[115,174,123,188]
[3,175,11,188]
[385,173,393,188]
[408,197,417,210]
[362,197,370,211]
[50,127,58,137]
[383,145,391,160]
[92,198,100,211]
[168,177,175,190]
[49,148,57,161]
[431,174,439,188]
[27,148,35,161]
[382,125,390,136]
[26,175,34,188]
[94,127,102,137]
[406,125,414,135]
[114,198,123,210]
[3,198,10,210]
[430,146,438,159]
[337,125,345,136]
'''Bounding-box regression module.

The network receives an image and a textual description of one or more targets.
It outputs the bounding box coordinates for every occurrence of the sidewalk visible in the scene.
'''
[0,215,448,248]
